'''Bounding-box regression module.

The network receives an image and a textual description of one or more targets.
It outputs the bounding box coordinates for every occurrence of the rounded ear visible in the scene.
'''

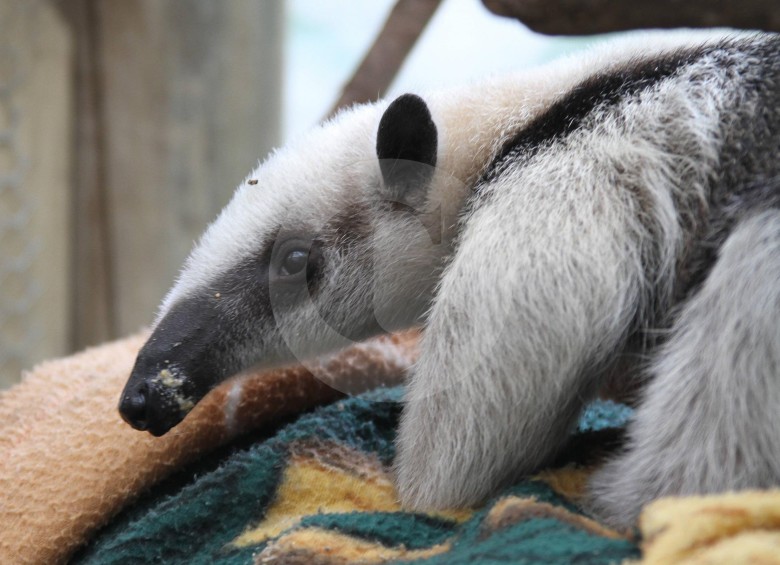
[376,93,438,209]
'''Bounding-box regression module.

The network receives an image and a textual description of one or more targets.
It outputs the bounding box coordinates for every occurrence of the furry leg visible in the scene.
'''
[394,187,647,510]
[588,209,780,528]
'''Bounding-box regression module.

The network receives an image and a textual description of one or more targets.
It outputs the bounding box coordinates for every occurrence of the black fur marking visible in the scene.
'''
[681,179,780,299]
[481,47,708,186]
[376,93,438,207]
[675,37,780,299]
[377,93,438,168]
[122,231,309,434]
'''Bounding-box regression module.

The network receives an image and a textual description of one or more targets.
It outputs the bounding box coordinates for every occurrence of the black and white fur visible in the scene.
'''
[119,32,780,528]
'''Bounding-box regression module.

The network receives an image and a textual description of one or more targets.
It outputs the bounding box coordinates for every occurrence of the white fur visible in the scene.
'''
[394,42,737,508]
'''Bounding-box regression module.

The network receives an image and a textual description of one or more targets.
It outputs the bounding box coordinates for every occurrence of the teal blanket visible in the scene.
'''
[74,388,638,564]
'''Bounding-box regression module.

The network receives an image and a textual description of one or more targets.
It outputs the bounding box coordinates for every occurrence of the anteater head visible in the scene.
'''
[119,93,455,435]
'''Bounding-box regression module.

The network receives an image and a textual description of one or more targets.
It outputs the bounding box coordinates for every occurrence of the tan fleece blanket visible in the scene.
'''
[0,330,418,565]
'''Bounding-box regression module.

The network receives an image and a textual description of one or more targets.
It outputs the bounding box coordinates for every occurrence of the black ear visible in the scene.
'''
[376,93,438,208]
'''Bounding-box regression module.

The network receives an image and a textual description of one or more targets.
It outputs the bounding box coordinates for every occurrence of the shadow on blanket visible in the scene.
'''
[1,334,779,564]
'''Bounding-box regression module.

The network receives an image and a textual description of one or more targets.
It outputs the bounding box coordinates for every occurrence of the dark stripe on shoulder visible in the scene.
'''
[481,45,710,185]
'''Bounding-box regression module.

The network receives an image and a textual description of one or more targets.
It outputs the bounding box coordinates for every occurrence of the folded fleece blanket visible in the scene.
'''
[2,334,779,564]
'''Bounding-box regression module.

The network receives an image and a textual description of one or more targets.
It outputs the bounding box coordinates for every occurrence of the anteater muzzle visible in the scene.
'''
[118,295,232,436]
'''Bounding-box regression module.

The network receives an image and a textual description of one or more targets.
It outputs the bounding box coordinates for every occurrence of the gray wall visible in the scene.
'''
[0,0,283,387]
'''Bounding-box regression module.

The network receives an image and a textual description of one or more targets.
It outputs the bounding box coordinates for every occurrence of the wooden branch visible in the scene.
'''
[482,0,780,35]
[327,0,443,118]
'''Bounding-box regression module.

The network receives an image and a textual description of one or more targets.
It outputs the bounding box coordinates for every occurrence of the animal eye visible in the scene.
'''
[271,237,323,289]
[279,249,308,277]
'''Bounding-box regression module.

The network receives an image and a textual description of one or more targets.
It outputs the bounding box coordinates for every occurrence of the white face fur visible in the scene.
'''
[119,86,465,434]
[151,30,730,380]
[176,114,445,354]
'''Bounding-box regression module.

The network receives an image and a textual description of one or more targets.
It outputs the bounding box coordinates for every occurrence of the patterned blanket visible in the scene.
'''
[2,334,779,564]
[72,389,639,564]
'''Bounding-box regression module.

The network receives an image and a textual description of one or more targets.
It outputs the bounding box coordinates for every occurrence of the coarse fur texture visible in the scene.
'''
[588,209,780,526]
[119,31,780,528]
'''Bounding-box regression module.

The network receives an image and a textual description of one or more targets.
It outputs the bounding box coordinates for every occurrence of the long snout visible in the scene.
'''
[118,296,231,436]
[119,357,201,436]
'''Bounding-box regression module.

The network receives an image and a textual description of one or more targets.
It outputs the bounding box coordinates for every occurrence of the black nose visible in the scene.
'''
[119,381,149,431]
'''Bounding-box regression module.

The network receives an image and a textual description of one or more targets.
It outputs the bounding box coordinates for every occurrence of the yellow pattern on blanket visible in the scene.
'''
[639,490,780,564]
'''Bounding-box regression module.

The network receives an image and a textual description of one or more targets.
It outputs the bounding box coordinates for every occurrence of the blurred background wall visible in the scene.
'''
[0,1,72,388]
[0,0,283,387]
